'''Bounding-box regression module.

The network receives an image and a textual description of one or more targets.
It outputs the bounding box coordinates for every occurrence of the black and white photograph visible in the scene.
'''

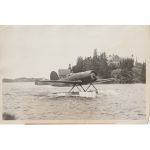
[0,25,149,123]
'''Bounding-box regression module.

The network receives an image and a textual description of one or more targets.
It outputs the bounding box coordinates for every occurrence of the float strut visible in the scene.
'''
[91,83,98,93]
[79,85,86,92]
[69,84,76,92]
[76,86,81,92]
[85,83,92,92]
[85,83,98,93]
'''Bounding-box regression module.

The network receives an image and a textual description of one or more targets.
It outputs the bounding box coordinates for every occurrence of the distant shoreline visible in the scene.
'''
[2,78,48,83]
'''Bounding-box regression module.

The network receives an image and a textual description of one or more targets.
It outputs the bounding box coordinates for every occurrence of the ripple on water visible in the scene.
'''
[2,83,146,120]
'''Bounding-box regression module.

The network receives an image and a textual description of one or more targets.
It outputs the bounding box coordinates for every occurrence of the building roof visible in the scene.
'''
[58,69,70,76]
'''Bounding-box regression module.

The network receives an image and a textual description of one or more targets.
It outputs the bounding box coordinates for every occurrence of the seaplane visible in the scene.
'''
[35,70,115,98]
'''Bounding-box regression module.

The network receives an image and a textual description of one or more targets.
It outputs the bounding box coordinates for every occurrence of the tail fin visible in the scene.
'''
[50,71,59,80]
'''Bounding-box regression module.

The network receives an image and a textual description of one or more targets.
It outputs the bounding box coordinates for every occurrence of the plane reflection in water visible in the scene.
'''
[35,70,115,93]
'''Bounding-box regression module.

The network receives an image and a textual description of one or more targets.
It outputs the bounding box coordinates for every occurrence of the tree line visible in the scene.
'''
[71,49,146,83]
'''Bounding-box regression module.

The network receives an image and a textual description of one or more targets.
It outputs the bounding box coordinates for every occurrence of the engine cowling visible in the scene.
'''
[90,72,97,80]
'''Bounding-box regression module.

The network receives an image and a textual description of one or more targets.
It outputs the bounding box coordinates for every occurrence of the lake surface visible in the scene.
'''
[2,83,146,120]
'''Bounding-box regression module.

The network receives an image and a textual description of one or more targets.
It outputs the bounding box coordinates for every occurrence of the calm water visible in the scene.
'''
[2,82,146,120]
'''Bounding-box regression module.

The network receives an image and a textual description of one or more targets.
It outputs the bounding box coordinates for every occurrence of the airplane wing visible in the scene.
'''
[36,80,82,84]
[95,78,115,83]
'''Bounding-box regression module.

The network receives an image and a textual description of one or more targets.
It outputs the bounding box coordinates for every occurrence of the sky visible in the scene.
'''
[0,25,150,78]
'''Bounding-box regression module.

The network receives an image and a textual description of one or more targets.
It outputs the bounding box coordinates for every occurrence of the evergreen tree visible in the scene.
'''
[119,58,134,71]
[98,52,109,78]
[72,65,78,73]
[140,62,146,83]
[92,49,100,74]
[84,57,93,71]
[71,49,146,83]
[118,58,134,83]
[73,56,84,72]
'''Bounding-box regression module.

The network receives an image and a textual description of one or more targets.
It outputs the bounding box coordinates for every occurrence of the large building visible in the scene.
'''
[58,64,72,78]
[58,69,70,78]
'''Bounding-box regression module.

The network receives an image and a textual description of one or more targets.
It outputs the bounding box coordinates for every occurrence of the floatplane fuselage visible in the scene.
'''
[35,70,115,93]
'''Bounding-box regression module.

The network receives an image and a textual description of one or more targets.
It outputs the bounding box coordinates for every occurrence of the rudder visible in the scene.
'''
[50,71,59,80]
